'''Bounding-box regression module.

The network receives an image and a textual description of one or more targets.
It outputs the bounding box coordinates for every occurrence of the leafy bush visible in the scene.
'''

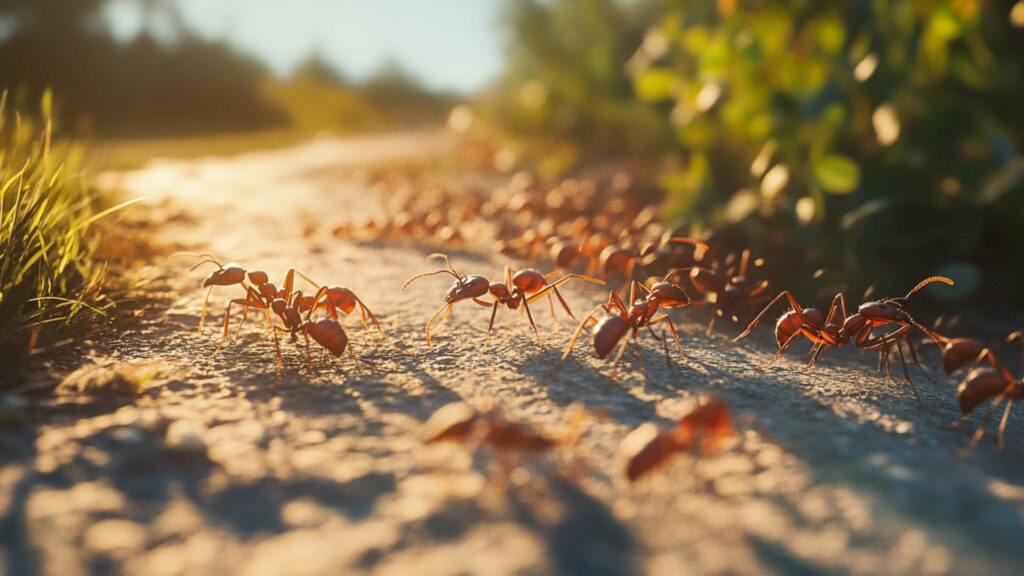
[493,0,1024,302]
[0,91,132,378]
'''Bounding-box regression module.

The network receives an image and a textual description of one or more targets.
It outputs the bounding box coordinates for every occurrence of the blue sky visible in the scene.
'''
[105,0,506,93]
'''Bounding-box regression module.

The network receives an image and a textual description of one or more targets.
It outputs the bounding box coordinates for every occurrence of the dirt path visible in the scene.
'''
[3,130,1024,576]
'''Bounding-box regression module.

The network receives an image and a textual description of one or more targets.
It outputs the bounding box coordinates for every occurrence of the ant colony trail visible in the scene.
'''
[4,130,1023,575]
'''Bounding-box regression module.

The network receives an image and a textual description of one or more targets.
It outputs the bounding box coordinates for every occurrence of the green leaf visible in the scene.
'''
[634,68,677,102]
[813,154,860,194]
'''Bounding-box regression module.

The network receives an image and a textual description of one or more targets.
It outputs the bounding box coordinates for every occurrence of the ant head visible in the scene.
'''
[858,300,911,323]
[202,264,245,287]
[648,281,690,308]
[445,275,489,303]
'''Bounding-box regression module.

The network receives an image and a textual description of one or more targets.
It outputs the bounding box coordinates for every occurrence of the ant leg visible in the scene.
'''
[633,335,647,377]
[649,315,689,358]
[610,331,633,376]
[424,303,451,347]
[805,343,824,368]
[896,342,931,412]
[266,308,283,371]
[959,396,1005,459]
[998,400,1015,451]
[521,296,542,345]
[706,314,717,337]
[760,331,802,369]
[214,297,264,357]
[903,334,940,384]
[435,302,455,332]
[232,286,266,340]
[546,292,568,327]
[562,306,604,360]
[484,301,499,348]
[304,333,312,371]
[197,286,214,332]
[733,291,806,344]
[355,297,398,350]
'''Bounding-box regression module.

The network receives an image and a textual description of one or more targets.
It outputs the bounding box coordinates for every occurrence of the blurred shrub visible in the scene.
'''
[494,0,1024,302]
[261,57,386,134]
[478,0,671,174]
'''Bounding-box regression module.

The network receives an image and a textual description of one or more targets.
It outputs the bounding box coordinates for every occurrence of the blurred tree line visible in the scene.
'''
[489,0,1024,304]
[0,0,451,136]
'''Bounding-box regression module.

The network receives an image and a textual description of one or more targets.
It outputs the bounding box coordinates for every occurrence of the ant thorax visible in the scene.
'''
[488,282,513,304]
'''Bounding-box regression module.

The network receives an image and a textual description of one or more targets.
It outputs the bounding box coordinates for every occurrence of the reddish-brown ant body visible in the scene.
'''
[402,253,603,346]
[670,249,770,336]
[422,402,590,489]
[940,332,1024,454]
[732,277,952,408]
[623,396,736,482]
[562,276,693,368]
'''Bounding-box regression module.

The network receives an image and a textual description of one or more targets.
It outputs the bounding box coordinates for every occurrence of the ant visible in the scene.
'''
[561,275,693,369]
[401,253,604,347]
[421,402,590,490]
[624,396,735,482]
[942,332,1023,455]
[599,237,708,288]
[185,253,319,333]
[731,276,953,409]
[212,278,350,368]
[669,249,770,336]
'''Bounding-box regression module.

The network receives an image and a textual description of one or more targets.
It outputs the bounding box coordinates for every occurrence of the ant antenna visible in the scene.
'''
[401,253,463,292]
[181,252,224,272]
[662,267,694,283]
[890,276,954,303]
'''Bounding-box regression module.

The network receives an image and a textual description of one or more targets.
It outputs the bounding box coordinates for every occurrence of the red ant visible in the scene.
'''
[942,332,1023,455]
[421,402,590,490]
[731,277,953,409]
[401,253,604,347]
[599,237,708,287]
[670,249,770,336]
[185,253,320,334]
[561,275,693,369]
[214,279,350,368]
[624,396,735,482]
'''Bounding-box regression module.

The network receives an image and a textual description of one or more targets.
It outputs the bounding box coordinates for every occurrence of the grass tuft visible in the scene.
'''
[0,90,136,380]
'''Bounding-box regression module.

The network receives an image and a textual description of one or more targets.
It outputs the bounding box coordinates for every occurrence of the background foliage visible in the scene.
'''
[489,0,1024,303]
[0,0,452,137]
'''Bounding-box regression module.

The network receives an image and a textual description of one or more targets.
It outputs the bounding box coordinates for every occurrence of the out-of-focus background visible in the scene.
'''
[3,0,1024,303]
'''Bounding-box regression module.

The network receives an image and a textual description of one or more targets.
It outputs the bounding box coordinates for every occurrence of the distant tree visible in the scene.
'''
[0,0,284,135]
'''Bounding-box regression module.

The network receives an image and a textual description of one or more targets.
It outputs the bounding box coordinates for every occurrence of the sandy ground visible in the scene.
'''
[2,130,1024,576]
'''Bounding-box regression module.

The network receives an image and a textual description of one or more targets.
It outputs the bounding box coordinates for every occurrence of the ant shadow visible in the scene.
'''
[506,473,640,576]
[710,325,1024,570]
